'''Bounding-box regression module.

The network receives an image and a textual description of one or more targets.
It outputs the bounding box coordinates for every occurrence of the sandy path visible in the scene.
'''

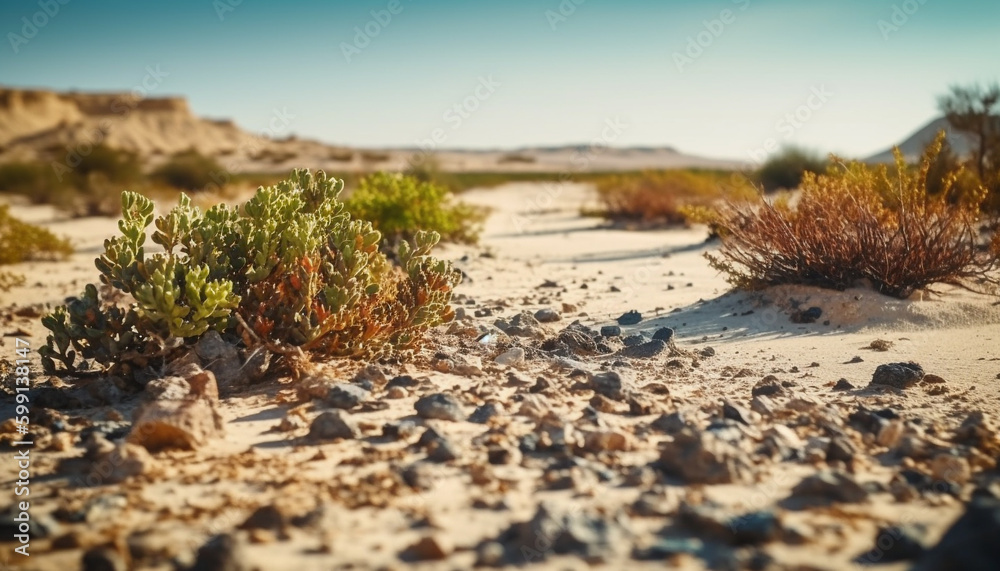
[1,183,998,570]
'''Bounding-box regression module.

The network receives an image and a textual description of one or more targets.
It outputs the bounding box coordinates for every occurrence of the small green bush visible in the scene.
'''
[40,169,461,375]
[152,149,225,191]
[344,172,486,247]
[755,146,828,192]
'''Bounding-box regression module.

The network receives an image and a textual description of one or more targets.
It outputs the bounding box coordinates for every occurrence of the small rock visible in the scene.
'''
[600,325,622,337]
[658,429,753,484]
[383,420,419,440]
[791,306,823,324]
[128,399,223,451]
[871,362,925,389]
[651,411,691,434]
[833,378,856,391]
[386,386,408,399]
[752,376,785,398]
[534,308,562,323]
[494,347,525,367]
[618,339,668,359]
[923,374,947,384]
[426,437,460,463]
[189,533,250,571]
[617,310,642,325]
[930,454,971,485]
[699,346,716,358]
[469,403,503,424]
[415,393,465,421]
[722,399,754,425]
[584,430,631,452]
[82,547,127,571]
[857,525,927,564]
[589,370,630,401]
[352,363,387,386]
[308,411,360,441]
[789,471,868,504]
[88,442,154,484]
[323,384,369,410]
[403,535,453,561]
[652,327,675,342]
[913,497,1000,571]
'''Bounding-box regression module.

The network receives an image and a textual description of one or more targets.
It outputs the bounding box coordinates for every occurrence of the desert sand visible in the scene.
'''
[1,181,999,570]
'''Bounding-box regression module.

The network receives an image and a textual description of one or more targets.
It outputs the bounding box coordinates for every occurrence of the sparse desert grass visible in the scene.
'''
[594,169,755,226]
[755,146,828,191]
[344,172,487,248]
[0,204,73,292]
[702,135,999,298]
[0,145,143,216]
[360,150,391,163]
[153,148,227,191]
[498,153,536,164]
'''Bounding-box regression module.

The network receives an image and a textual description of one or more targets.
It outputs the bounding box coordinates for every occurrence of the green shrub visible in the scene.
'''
[39,169,461,375]
[152,149,225,191]
[701,134,997,298]
[344,172,486,247]
[755,146,828,192]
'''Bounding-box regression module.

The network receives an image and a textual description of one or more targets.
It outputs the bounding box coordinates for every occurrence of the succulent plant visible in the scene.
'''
[41,169,461,375]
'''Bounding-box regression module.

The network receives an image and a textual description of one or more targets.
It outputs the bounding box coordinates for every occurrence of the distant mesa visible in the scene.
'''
[0,85,735,173]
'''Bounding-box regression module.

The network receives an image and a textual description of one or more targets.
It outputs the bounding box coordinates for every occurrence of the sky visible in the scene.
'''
[1,0,998,161]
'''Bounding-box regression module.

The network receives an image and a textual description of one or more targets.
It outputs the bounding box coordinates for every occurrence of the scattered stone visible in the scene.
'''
[308,411,361,441]
[870,362,925,389]
[789,471,868,505]
[827,437,857,464]
[194,331,245,391]
[558,328,598,354]
[722,399,754,425]
[534,308,562,323]
[88,442,154,484]
[128,398,223,451]
[495,311,545,338]
[589,370,630,401]
[857,525,927,564]
[930,454,971,485]
[386,386,408,399]
[517,394,551,421]
[469,403,503,424]
[402,535,453,561]
[652,327,675,342]
[833,378,856,391]
[600,325,622,337]
[913,497,1000,571]
[584,430,631,452]
[617,310,642,325]
[651,411,691,434]
[494,347,525,367]
[323,384,369,410]
[658,429,753,484]
[751,395,777,417]
[617,339,668,359]
[790,306,823,324]
[923,374,947,384]
[426,437,460,463]
[352,363,387,386]
[188,533,250,571]
[475,504,629,565]
[414,393,465,421]
[751,376,785,398]
[382,420,419,440]
[621,334,646,347]
[387,375,419,389]
[82,547,127,571]
[847,356,865,364]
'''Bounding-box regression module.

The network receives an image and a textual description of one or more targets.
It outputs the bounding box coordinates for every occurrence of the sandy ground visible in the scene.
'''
[0,182,998,570]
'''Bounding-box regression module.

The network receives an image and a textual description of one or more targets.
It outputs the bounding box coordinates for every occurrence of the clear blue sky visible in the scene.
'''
[1,0,997,161]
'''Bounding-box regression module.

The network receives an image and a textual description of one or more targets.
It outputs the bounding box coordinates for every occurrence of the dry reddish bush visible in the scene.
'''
[702,134,999,298]
[595,170,754,226]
